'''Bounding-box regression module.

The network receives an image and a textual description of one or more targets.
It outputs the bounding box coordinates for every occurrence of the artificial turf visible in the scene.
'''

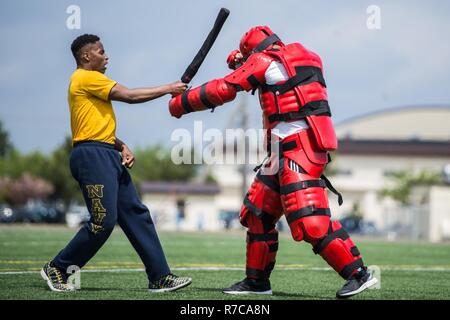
[0,225,449,300]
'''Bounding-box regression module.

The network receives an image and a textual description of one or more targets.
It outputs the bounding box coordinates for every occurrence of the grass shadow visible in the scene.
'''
[193,286,331,300]
[272,290,332,299]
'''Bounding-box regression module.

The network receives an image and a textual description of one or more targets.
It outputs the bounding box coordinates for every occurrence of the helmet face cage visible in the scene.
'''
[239,26,275,58]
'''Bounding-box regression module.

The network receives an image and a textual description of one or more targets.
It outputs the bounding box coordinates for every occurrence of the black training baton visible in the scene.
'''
[181,8,230,84]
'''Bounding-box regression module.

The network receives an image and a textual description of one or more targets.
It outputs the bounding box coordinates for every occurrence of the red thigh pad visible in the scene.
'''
[279,130,328,178]
[278,155,331,241]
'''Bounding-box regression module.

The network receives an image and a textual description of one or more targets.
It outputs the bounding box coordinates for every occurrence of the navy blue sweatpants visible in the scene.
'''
[53,141,170,282]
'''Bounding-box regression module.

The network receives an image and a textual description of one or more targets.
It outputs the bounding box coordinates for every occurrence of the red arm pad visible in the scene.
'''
[223,52,273,92]
[169,79,237,118]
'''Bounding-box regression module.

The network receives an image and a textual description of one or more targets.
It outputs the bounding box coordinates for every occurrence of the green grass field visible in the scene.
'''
[0,225,449,300]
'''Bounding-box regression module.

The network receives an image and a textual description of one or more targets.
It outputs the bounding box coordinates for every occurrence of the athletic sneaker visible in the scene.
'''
[336,267,378,299]
[148,273,192,293]
[40,261,75,292]
[223,278,272,295]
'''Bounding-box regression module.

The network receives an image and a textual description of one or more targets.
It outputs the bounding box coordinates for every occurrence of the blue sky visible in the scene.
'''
[1,0,449,153]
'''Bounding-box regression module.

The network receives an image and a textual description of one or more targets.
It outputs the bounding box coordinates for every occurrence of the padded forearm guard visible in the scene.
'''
[169,79,237,118]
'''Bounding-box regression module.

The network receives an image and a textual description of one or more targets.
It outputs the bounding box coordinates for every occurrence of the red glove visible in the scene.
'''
[226,49,243,70]
[169,94,184,118]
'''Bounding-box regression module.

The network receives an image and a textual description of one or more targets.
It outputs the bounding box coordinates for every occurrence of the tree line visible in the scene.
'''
[0,119,197,209]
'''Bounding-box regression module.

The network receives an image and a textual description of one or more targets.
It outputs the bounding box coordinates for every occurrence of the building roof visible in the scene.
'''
[140,181,221,195]
[335,105,450,141]
[337,139,450,157]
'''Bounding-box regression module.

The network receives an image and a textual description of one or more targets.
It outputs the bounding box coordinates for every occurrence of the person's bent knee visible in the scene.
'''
[88,219,116,235]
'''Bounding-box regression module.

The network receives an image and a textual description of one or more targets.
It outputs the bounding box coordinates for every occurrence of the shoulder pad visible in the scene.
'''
[224,53,275,92]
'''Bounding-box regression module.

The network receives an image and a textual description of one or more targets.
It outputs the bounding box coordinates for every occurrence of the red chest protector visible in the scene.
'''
[260,43,338,151]
[171,37,338,151]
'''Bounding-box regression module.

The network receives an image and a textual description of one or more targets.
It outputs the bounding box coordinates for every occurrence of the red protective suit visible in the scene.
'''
[169,26,364,281]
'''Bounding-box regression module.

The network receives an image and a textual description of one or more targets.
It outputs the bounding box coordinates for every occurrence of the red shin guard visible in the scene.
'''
[245,230,279,279]
[312,221,364,279]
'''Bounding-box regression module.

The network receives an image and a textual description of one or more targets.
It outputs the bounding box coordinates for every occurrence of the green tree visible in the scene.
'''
[0,135,199,207]
[0,137,81,207]
[0,119,13,157]
[130,145,197,188]
[380,169,442,205]
[42,137,83,208]
[8,150,49,179]
[324,153,338,176]
[0,149,51,197]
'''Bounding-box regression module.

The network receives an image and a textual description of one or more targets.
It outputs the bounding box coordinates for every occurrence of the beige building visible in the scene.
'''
[141,182,221,231]
[330,105,450,241]
[335,105,450,141]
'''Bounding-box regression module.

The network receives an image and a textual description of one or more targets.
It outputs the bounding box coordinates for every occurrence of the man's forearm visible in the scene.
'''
[114,137,135,168]
[109,81,187,104]
[115,137,125,151]
[125,85,173,104]
[109,83,173,104]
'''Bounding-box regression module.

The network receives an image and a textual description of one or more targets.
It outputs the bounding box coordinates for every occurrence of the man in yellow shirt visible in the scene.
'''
[41,34,191,293]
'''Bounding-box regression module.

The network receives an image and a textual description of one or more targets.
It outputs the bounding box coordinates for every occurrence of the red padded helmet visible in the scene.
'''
[239,26,282,58]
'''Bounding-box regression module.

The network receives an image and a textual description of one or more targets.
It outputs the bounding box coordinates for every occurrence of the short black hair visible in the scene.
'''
[71,34,100,64]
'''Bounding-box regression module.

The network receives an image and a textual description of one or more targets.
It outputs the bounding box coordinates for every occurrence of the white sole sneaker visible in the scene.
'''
[40,268,75,292]
[223,289,273,295]
[337,275,378,298]
[148,278,192,293]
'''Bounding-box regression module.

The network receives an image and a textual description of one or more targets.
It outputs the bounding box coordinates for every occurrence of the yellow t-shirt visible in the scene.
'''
[68,69,117,145]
